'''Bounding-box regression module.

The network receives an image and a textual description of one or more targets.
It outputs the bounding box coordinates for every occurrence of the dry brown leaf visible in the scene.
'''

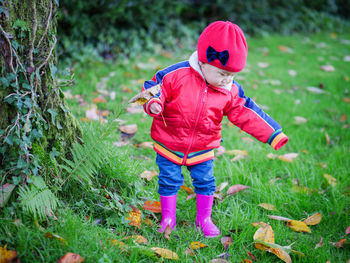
[211,259,230,263]
[315,236,323,249]
[247,251,257,261]
[303,213,322,225]
[241,259,253,263]
[323,174,337,186]
[294,116,307,125]
[253,223,275,250]
[267,247,292,263]
[129,84,161,105]
[190,241,208,250]
[186,194,196,201]
[277,153,298,163]
[92,97,107,104]
[0,245,18,263]
[126,206,141,228]
[227,184,250,195]
[344,97,350,103]
[139,171,158,181]
[307,86,325,94]
[335,238,347,248]
[164,225,172,240]
[278,45,293,53]
[151,247,179,260]
[231,154,248,162]
[225,149,248,156]
[119,124,137,135]
[258,203,277,211]
[287,220,311,233]
[221,236,233,250]
[181,185,194,194]
[57,252,84,263]
[340,114,347,122]
[268,215,292,222]
[325,133,331,145]
[123,235,148,244]
[142,200,161,213]
[185,248,196,256]
[45,232,67,245]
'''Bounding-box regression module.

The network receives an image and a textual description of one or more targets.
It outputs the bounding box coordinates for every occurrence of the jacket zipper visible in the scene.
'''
[182,85,208,165]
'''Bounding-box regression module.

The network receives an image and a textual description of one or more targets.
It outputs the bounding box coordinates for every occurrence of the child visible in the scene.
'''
[141,21,289,238]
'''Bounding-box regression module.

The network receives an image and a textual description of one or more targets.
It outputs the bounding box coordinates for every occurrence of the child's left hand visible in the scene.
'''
[149,102,162,115]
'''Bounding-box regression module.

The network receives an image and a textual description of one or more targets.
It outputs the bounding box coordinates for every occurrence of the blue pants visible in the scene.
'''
[156,153,216,196]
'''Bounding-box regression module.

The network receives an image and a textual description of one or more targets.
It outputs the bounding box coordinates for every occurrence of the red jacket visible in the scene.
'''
[142,52,288,165]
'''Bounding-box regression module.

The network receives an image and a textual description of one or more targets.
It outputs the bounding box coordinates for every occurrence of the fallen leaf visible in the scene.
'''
[339,114,347,122]
[346,226,350,235]
[288,69,297,77]
[92,96,106,103]
[185,248,196,256]
[323,174,337,186]
[151,247,179,260]
[278,46,293,53]
[113,141,129,147]
[110,239,127,249]
[227,184,250,195]
[294,116,307,125]
[287,220,311,233]
[142,200,161,213]
[216,252,231,260]
[247,251,257,261]
[123,235,148,244]
[335,238,347,248]
[221,236,233,250]
[216,146,226,156]
[164,225,172,240]
[126,206,141,228]
[85,105,100,120]
[267,247,292,263]
[231,154,248,162]
[225,149,248,156]
[268,215,293,222]
[325,133,331,145]
[0,245,18,263]
[258,62,269,68]
[191,241,208,250]
[241,259,252,263]
[119,124,137,135]
[210,259,230,263]
[303,213,322,225]
[321,65,335,72]
[45,232,67,245]
[307,86,325,94]
[129,84,161,105]
[180,185,194,194]
[344,97,350,103]
[0,183,15,207]
[137,142,154,149]
[253,223,275,250]
[315,236,323,249]
[277,153,298,163]
[57,252,84,263]
[216,182,229,193]
[140,171,158,181]
[258,203,277,211]
[252,221,268,228]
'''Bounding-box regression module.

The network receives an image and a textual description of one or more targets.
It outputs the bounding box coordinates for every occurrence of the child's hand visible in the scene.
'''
[149,102,162,115]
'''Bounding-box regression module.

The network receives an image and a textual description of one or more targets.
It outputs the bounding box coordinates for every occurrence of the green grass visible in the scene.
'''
[1,31,350,262]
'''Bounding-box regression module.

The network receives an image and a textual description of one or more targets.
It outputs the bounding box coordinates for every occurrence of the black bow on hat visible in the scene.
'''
[206,46,230,66]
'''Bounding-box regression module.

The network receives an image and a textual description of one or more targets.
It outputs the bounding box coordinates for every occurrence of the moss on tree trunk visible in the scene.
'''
[0,0,81,176]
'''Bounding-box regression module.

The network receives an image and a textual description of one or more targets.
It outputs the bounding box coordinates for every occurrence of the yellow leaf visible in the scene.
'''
[110,239,127,248]
[225,149,248,156]
[142,200,161,213]
[323,174,337,186]
[292,185,317,195]
[139,171,158,181]
[253,224,275,250]
[57,252,84,263]
[92,96,106,103]
[303,213,322,225]
[287,220,311,233]
[190,241,208,249]
[137,141,154,149]
[164,224,172,240]
[181,185,194,194]
[126,207,141,228]
[267,247,292,263]
[129,84,161,105]
[258,203,277,211]
[0,245,18,263]
[123,235,148,244]
[277,153,298,163]
[251,221,268,228]
[151,247,179,260]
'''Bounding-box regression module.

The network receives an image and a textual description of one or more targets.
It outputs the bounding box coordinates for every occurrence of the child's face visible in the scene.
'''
[199,62,237,88]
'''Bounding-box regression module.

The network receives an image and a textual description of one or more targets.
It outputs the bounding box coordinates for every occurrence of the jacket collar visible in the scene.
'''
[189,51,232,93]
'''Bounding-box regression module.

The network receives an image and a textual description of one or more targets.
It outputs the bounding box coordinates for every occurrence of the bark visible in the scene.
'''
[0,0,81,176]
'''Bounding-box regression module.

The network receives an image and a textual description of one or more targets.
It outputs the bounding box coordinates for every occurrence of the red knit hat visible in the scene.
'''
[197,21,248,72]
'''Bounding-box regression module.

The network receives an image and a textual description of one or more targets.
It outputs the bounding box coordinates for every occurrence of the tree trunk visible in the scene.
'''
[0,0,81,178]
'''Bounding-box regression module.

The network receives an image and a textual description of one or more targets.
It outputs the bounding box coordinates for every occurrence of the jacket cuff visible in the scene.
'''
[145,98,163,117]
[270,132,289,150]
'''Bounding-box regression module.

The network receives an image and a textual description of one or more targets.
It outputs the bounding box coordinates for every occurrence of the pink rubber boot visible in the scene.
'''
[195,194,221,238]
[157,194,177,233]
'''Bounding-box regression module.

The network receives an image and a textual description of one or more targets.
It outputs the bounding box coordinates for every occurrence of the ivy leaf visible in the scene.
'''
[47,108,58,125]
